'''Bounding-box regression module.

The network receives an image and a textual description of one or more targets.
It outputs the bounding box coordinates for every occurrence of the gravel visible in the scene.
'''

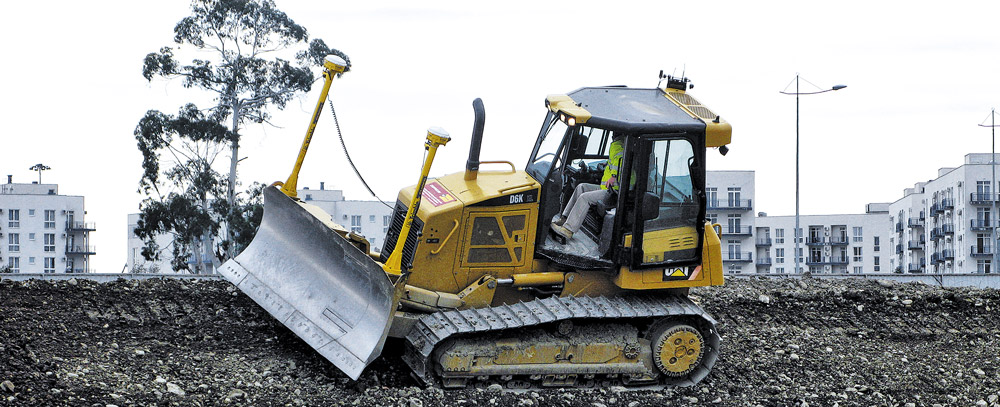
[1,276,999,406]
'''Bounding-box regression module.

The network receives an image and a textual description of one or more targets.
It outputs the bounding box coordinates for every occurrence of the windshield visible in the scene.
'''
[526,112,569,182]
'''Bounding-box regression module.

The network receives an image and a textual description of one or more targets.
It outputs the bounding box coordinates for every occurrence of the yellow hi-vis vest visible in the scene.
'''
[601,138,624,191]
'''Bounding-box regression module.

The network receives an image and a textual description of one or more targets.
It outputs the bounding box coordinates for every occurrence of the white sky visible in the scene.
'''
[2,1,999,273]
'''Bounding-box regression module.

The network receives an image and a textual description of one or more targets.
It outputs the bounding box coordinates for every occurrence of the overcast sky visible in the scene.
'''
[2,1,999,274]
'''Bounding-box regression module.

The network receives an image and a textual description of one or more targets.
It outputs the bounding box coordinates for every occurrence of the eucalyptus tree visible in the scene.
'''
[135,0,349,273]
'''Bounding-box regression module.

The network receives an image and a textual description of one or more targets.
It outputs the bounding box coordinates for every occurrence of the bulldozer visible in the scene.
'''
[219,55,733,389]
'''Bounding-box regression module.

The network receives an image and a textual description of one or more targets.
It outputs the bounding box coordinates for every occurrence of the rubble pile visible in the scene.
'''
[1,276,998,406]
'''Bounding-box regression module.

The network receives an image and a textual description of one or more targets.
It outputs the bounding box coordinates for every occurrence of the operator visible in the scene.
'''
[550,133,625,241]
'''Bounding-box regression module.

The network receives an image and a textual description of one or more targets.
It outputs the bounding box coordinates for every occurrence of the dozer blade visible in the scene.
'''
[219,186,395,380]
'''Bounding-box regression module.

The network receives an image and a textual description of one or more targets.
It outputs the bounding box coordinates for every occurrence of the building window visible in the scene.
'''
[7,233,19,252]
[8,209,19,228]
[28,233,36,241]
[369,215,376,223]
[809,247,822,263]
[44,210,56,229]
[978,180,991,197]
[874,256,880,272]
[853,266,863,274]
[44,257,55,273]
[727,187,741,207]
[853,247,863,262]
[28,209,35,217]
[28,257,36,265]
[7,257,19,273]
[776,267,784,273]
[977,259,991,273]
[706,187,718,208]
[727,263,741,274]
[727,214,741,234]
[874,236,880,252]
[44,234,56,252]
[383,215,391,226]
[853,227,863,242]
[350,215,362,234]
[707,213,718,225]
[727,240,741,260]
[776,248,785,264]
[775,228,784,244]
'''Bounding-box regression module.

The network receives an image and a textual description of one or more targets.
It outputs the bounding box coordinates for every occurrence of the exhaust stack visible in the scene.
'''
[464,98,486,181]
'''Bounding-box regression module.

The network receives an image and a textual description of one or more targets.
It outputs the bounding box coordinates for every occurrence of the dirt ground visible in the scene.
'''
[1,276,998,407]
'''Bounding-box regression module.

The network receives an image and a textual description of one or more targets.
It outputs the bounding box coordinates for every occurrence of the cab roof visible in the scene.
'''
[556,87,706,134]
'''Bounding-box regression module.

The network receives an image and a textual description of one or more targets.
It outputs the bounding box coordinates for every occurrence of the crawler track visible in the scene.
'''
[403,294,720,390]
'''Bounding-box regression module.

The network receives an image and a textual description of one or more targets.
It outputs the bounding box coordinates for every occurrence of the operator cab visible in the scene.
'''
[527,84,728,273]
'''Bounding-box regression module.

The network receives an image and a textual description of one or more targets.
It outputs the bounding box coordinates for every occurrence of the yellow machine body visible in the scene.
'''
[222,67,732,388]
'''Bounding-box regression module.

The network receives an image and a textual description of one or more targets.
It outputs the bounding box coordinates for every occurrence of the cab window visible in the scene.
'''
[637,138,700,266]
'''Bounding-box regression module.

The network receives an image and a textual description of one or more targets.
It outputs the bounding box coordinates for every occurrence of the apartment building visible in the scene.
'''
[706,171,755,274]
[752,205,890,274]
[888,154,1000,274]
[127,183,393,273]
[0,179,96,273]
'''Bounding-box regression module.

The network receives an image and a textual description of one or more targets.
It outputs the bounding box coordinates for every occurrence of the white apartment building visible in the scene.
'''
[127,183,393,273]
[0,179,96,273]
[297,182,395,252]
[888,154,1000,274]
[706,171,755,274]
[753,205,891,274]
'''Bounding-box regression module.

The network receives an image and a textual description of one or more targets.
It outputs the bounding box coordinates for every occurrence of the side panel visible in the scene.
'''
[613,221,723,290]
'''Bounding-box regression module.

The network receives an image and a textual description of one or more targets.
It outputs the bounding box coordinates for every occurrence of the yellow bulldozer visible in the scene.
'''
[219,55,733,389]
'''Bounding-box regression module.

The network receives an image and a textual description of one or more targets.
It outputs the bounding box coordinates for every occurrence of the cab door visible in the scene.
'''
[624,136,705,271]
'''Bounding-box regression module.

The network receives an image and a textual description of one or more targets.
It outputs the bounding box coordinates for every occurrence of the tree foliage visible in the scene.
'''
[135,0,349,273]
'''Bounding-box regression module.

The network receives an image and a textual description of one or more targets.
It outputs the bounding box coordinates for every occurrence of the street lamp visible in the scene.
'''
[780,75,846,274]
[980,108,999,273]
[28,163,51,184]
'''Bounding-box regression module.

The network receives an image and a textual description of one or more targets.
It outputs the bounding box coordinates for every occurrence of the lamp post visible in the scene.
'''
[780,75,846,274]
[28,163,51,184]
[981,108,999,273]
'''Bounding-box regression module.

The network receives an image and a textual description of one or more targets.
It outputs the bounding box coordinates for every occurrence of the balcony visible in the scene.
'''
[931,252,944,264]
[942,224,955,235]
[65,245,96,255]
[970,192,996,205]
[941,198,955,210]
[943,249,955,260]
[756,238,772,246]
[895,222,904,233]
[931,203,942,215]
[895,243,903,254]
[66,221,96,232]
[907,263,924,273]
[920,235,926,244]
[806,256,849,265]
[829,236,849,246]
[805,236,825,246]
[721,226,753,237]
[919,210,926,221]
[756,257,772,266]
[907,240,923,250]
[970,219,993,231]
[708,199,753,211]
[970,245,993,257]
[907,218,924,228]
[723,251,753,263]
[931,227,944,240]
